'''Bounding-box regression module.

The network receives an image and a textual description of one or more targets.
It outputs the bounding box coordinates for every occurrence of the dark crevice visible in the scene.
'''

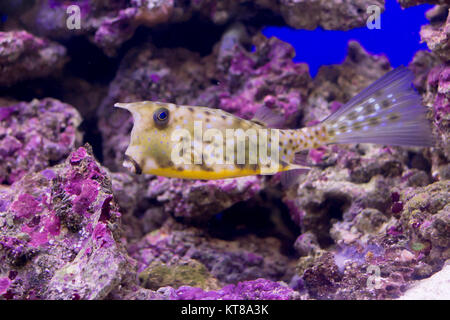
[208,192,300,257]
[304,193,350,248]
[320,196,349,247]
[326,197,346,222]
[61,36,119,84]
[208,200,273,238]
[0,79,64,102]
[407,151,431,173]
[144,17,228,56]
[79,118,104,162]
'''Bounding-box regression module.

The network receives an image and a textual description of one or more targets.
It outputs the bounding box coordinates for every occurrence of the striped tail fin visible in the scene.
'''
[323,66,434,147]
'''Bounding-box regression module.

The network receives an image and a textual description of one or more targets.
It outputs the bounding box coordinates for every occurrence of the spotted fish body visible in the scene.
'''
[116,102,319,179]
[116,67,434,180]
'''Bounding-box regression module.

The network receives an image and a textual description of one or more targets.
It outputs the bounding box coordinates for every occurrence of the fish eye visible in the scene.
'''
[153,108,169,127]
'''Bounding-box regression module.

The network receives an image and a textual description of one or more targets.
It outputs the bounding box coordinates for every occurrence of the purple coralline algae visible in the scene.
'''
[0,31,67,86]
[118,277,300,300]
[167,278,300,300]
[0,147,133,299]
[0,98,82,185]
[420,6,449,64]
[299,179,449,300]
[419,6,450,180]
[5,0,385,56]
[146,176,262,222]
[0,0,449,301]
[128,218,293,284]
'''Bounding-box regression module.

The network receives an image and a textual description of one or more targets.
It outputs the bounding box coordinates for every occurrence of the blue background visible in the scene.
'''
[262,0,432,77]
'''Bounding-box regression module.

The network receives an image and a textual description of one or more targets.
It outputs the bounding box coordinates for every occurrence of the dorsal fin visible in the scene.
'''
[251,106,285,128]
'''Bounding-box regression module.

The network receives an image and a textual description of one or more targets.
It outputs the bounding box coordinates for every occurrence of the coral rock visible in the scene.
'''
[11,0,385,56]
[129,219,293,284]
[420,7,450,61]
[0,98,82,185]
[0,31,67,86]
[168,278,300,300]
[0,147,134,300]
[147,176,261,223]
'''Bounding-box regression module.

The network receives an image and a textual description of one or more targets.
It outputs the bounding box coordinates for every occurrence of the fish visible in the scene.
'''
[115,66,434,184]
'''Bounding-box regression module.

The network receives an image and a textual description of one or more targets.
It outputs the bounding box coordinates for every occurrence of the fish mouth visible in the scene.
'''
[123,155,142,175]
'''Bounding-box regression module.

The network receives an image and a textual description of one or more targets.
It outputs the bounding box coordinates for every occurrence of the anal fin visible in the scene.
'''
[293,150,310,166]
[280,168,309,188]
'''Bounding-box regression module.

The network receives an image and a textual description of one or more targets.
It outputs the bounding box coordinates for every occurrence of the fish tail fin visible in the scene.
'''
[322,66,435,147]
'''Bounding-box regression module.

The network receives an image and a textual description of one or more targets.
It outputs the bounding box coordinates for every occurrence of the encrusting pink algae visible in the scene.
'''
[0,0,448,300]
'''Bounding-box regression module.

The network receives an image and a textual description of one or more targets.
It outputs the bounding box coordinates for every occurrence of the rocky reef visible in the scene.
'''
[0,0,448,300]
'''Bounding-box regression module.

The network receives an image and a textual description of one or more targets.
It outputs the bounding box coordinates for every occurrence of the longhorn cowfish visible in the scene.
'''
[115,66,434,184]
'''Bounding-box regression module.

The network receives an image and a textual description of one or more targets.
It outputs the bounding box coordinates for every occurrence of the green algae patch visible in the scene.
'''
[138,259,220,291]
